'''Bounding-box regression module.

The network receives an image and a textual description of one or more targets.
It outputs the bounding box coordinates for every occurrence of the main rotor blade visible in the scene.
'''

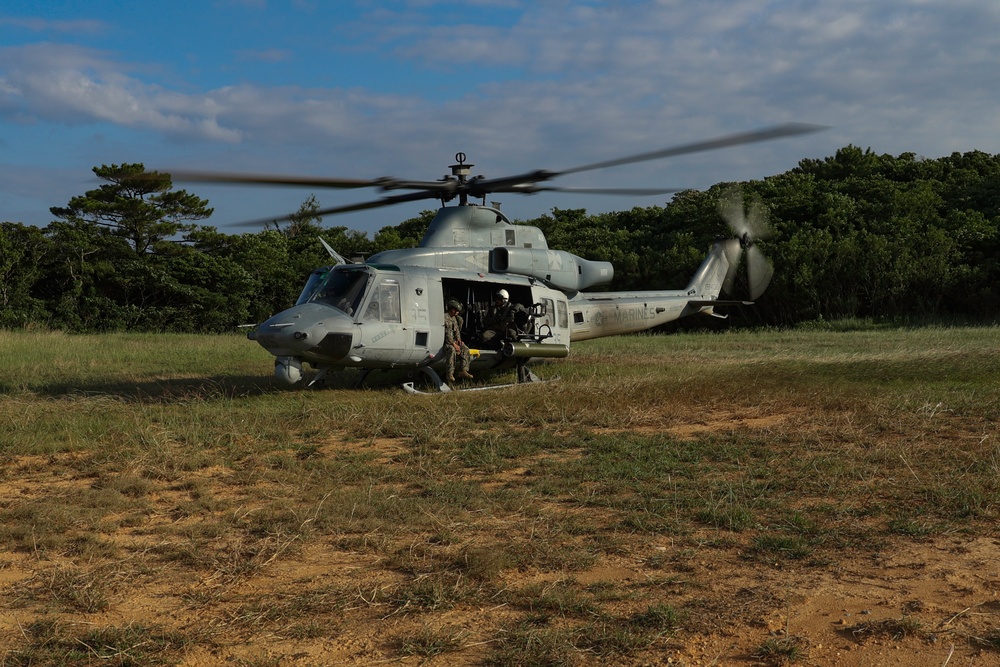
[557,123,827,177]
[504,185,684,196]
[169,171,391,189]
[163,122,825,224]
[309,189,445,215]
[233,189,443,228]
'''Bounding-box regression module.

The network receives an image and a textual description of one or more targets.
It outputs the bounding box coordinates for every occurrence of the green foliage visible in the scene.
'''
[521,147,1000,326]
[4,148,1000,332]
[50,163,212,255]
[760,147,1000,324]
[0,222,49,327]
[373,209,435,252]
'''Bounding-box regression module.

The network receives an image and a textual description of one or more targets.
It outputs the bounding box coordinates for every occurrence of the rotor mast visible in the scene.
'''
[449,153,473,206]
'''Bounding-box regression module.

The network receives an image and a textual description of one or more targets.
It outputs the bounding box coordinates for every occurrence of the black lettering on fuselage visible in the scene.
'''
[613,306,651,324]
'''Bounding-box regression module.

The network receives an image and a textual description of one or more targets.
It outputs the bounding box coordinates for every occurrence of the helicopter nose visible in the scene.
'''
[250,303,356,361]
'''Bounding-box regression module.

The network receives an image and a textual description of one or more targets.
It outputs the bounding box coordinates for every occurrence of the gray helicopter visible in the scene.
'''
[176,123,822,390]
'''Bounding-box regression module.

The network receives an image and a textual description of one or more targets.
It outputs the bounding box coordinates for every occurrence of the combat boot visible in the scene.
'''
[457,370,474,380]
[445,374,456,383]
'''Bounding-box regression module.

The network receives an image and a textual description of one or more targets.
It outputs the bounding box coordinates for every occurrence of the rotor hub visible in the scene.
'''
[449,153,473,180]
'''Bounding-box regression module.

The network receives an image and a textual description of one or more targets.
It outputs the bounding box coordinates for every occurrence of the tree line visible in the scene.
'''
[2,146,999,333]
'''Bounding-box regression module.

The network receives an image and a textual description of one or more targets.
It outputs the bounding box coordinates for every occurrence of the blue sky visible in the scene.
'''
[2,0,999,235]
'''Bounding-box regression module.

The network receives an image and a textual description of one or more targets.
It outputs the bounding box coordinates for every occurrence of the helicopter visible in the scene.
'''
[174,123,823,390]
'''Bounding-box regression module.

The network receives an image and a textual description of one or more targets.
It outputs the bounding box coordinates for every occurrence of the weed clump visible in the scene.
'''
[846,615,924,642]
[752,634,808,664]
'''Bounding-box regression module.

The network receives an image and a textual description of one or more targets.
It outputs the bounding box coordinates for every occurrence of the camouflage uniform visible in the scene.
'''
[444,304,472,382]
[481,300,528,347]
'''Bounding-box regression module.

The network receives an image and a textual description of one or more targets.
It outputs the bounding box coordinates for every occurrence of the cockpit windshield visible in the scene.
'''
[296,266,371,316]
[295,268,330,306]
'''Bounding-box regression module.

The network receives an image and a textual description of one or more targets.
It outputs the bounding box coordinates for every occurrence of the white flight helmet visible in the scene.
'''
[496,289,509,302]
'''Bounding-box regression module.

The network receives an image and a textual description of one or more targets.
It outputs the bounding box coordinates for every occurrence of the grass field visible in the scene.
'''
[1,326,999,666]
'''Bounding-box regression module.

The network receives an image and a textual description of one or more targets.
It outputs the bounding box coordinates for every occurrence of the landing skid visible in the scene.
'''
[401,363,553,394]
[401,379,554,394]
[415,366,452,393]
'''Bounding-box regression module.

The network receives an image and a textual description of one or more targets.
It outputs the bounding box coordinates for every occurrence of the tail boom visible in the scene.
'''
[567,240,746,341]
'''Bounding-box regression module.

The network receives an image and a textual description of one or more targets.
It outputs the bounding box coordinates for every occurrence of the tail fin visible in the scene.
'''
[684,239,740,300]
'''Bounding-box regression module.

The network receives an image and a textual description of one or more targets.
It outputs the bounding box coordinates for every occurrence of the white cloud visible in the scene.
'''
[0,44,242,142]
[3,0,1000,229]
[8,2,994,157]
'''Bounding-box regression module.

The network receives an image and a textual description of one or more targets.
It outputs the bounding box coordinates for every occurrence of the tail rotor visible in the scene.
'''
[718,189,774,300]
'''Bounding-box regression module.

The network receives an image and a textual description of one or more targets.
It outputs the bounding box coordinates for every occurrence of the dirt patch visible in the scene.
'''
[2,421,999,666]
[667,411,802,441]
[667,535,1000,665]
[590,409,806,441]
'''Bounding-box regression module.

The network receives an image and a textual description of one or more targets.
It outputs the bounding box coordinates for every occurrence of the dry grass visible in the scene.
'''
[1,325,999,665]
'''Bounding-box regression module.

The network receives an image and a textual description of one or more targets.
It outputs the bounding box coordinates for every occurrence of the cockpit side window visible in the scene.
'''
[364,281,401,323]
[380,282,401,323]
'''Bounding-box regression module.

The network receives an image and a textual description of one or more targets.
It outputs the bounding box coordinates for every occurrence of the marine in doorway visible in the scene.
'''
[443,300,474,383]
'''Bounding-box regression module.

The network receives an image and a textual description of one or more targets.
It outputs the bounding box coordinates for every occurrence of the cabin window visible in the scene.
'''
[539,298,555,329]
[415,331,428,347]
[557,301,568,329]
[574,311,584,324]
[505,229,516,245]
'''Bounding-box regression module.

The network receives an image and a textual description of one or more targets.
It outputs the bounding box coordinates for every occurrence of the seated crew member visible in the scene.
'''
[444,300,473,383]
[481,289,527,347]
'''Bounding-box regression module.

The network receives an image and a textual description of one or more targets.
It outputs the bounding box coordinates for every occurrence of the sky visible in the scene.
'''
[2,0,999,236]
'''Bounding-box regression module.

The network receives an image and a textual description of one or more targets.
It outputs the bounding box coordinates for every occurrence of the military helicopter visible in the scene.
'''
[175,123,822,390]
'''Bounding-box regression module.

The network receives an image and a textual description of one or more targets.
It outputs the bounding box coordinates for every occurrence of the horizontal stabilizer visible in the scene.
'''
[687,299,754,308]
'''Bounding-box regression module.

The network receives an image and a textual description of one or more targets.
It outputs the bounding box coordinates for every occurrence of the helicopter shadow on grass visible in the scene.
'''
[18,375,285,404]
[18,364,533,403]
